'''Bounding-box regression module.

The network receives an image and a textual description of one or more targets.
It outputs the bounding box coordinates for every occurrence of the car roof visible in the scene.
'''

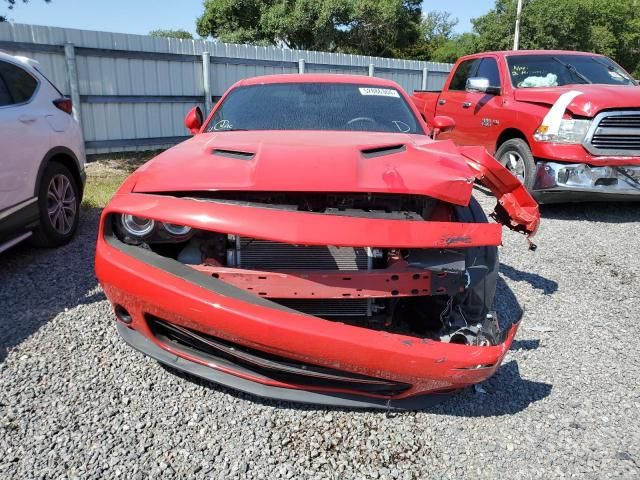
[236,73,402,88]
[462,50,605,60]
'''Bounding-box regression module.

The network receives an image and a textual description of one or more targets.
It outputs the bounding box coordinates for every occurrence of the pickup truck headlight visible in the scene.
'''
[534,119,591,144]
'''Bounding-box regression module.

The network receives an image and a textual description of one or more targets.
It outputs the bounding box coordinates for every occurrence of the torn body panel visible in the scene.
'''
[460,146,541,237]
[105,193,503,249]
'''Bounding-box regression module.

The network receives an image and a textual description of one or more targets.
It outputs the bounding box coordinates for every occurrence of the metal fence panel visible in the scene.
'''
[0,23,452,154]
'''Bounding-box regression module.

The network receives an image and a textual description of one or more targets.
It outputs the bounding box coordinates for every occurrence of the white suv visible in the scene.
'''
[0,52,85,253]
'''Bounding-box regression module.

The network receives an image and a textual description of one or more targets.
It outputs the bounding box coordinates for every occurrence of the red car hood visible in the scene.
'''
[132,131,477,206]
[514,84,640,117]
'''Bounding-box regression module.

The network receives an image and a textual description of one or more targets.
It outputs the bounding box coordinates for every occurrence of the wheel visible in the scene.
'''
[495,138,536,190]
[453,197,499,325]
[29,162,80,247]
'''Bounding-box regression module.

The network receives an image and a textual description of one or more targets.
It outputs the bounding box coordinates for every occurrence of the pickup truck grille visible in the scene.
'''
[586,111,640,156]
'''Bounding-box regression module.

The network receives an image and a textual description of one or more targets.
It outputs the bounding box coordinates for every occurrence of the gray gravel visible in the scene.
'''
[1,197,640,479]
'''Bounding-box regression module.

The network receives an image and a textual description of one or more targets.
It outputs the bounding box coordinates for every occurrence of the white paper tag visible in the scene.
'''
[358,87,400,98]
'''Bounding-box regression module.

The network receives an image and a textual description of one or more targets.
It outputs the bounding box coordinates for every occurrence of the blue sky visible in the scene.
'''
[5,0,495,37]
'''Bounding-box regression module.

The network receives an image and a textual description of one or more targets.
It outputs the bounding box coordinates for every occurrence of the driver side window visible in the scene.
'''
[476,58,501,87]
[449,59,480,91]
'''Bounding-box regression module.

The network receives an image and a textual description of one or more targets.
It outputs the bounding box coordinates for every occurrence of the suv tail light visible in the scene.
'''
[53,97,73,115]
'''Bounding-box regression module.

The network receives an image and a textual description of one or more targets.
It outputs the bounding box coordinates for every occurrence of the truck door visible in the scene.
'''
[461,57,504,152]
[436,57,503,152]
[434,58,480,145]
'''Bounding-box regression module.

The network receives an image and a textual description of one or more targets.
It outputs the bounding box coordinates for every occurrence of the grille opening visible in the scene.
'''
[146,315,411,395]
[589,111,640,155]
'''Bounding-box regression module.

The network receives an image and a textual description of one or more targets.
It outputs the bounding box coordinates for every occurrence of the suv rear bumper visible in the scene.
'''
[533,161,640,202]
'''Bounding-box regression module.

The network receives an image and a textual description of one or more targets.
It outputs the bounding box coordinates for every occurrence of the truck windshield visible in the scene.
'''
[507,54,637,88]
[206,83,424,134]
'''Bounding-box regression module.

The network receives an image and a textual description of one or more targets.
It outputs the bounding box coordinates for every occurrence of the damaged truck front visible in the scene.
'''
[96,74,539,409]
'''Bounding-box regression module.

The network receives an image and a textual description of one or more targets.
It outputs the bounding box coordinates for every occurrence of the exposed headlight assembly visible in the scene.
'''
[114,214,193,244]
[534,119,591,144]
[121,214,155,237]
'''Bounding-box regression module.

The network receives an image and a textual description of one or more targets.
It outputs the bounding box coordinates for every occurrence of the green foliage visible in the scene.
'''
[196,0,428,57]
[149,29,194,40]
[431,33,478,63]
[462,0,640,76]
[1,0,50,22]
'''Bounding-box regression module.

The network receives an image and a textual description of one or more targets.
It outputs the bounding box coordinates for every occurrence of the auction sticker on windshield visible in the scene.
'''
[358,87,400,98]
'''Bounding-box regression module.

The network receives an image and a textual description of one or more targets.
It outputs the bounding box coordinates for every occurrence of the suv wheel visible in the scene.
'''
[30,162,80,247]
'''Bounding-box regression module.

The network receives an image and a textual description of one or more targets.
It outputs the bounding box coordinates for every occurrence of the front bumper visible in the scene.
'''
[533,161,640,202]
[97,227,519,409]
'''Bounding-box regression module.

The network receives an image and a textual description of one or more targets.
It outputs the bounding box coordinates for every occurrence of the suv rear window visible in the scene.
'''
[0,60,38,105]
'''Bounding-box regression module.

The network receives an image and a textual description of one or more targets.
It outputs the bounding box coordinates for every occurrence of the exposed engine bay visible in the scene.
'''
[120,192,501,346]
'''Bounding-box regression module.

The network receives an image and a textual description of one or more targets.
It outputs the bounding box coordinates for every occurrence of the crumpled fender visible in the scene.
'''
[459,146,540,238]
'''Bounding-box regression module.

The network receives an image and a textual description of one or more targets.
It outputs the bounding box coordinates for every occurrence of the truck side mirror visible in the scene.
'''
[466,77,501,95]
[185,106,204,134]
[431,116,455,139]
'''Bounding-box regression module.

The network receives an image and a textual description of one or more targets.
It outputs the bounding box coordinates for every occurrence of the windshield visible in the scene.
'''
[206,83,424,134]
[507,54,637,88]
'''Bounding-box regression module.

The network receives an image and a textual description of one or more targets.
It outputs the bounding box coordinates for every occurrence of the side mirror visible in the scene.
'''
[185,106,204,134]
[431,115,455,139]
[466,77,501,95]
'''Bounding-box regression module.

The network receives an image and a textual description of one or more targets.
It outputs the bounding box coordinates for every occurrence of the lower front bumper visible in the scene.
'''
[116,322,451,409]
[533,161,640,203]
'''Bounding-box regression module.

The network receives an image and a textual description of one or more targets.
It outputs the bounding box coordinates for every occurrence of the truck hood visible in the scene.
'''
[132,131,478,206]
[513,84,640,117]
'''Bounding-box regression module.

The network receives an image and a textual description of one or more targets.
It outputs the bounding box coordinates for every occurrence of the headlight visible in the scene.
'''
[534,119,591,144]
[163,223,192,236]
[114,214,193,245]
[121,214,155,237]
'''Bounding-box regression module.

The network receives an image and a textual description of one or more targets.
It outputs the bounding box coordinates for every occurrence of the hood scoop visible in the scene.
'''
[361,144,406,159]
[213,149,256,161]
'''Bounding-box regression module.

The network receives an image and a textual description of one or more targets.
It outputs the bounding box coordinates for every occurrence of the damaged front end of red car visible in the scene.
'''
[96,141,538,409]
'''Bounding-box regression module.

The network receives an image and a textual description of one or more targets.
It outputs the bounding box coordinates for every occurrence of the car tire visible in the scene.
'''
[495,138,536,191]
[29,162,80,248]
[453,197,499,325]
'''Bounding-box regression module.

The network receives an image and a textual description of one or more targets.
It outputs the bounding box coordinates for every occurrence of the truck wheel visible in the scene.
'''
[29,162,81,248]
[495,138,536,190]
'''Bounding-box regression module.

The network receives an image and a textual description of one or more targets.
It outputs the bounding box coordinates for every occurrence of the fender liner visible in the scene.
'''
[459,146,540,237]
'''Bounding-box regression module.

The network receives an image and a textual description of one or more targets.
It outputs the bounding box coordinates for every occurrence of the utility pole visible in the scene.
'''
[513,0,523,50]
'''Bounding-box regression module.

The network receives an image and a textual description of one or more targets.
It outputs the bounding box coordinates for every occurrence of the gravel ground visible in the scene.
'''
[1,197,639,479]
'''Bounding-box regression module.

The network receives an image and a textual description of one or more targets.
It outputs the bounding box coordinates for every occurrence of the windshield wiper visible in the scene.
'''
[552,56,592,84]
[589,57,637,85]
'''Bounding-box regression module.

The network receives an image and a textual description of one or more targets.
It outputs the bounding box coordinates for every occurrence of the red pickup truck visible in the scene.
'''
[413,50,640,202]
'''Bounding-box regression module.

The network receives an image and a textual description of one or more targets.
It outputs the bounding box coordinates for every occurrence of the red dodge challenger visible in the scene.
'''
[95,74,540,409]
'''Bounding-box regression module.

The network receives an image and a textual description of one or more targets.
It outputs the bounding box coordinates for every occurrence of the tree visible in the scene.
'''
[1,0,50,22]
[400,10,458,60]
[196,0,424,57]
[431,32,477,63]
[471,0,640,76]
[149,29,194,40]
